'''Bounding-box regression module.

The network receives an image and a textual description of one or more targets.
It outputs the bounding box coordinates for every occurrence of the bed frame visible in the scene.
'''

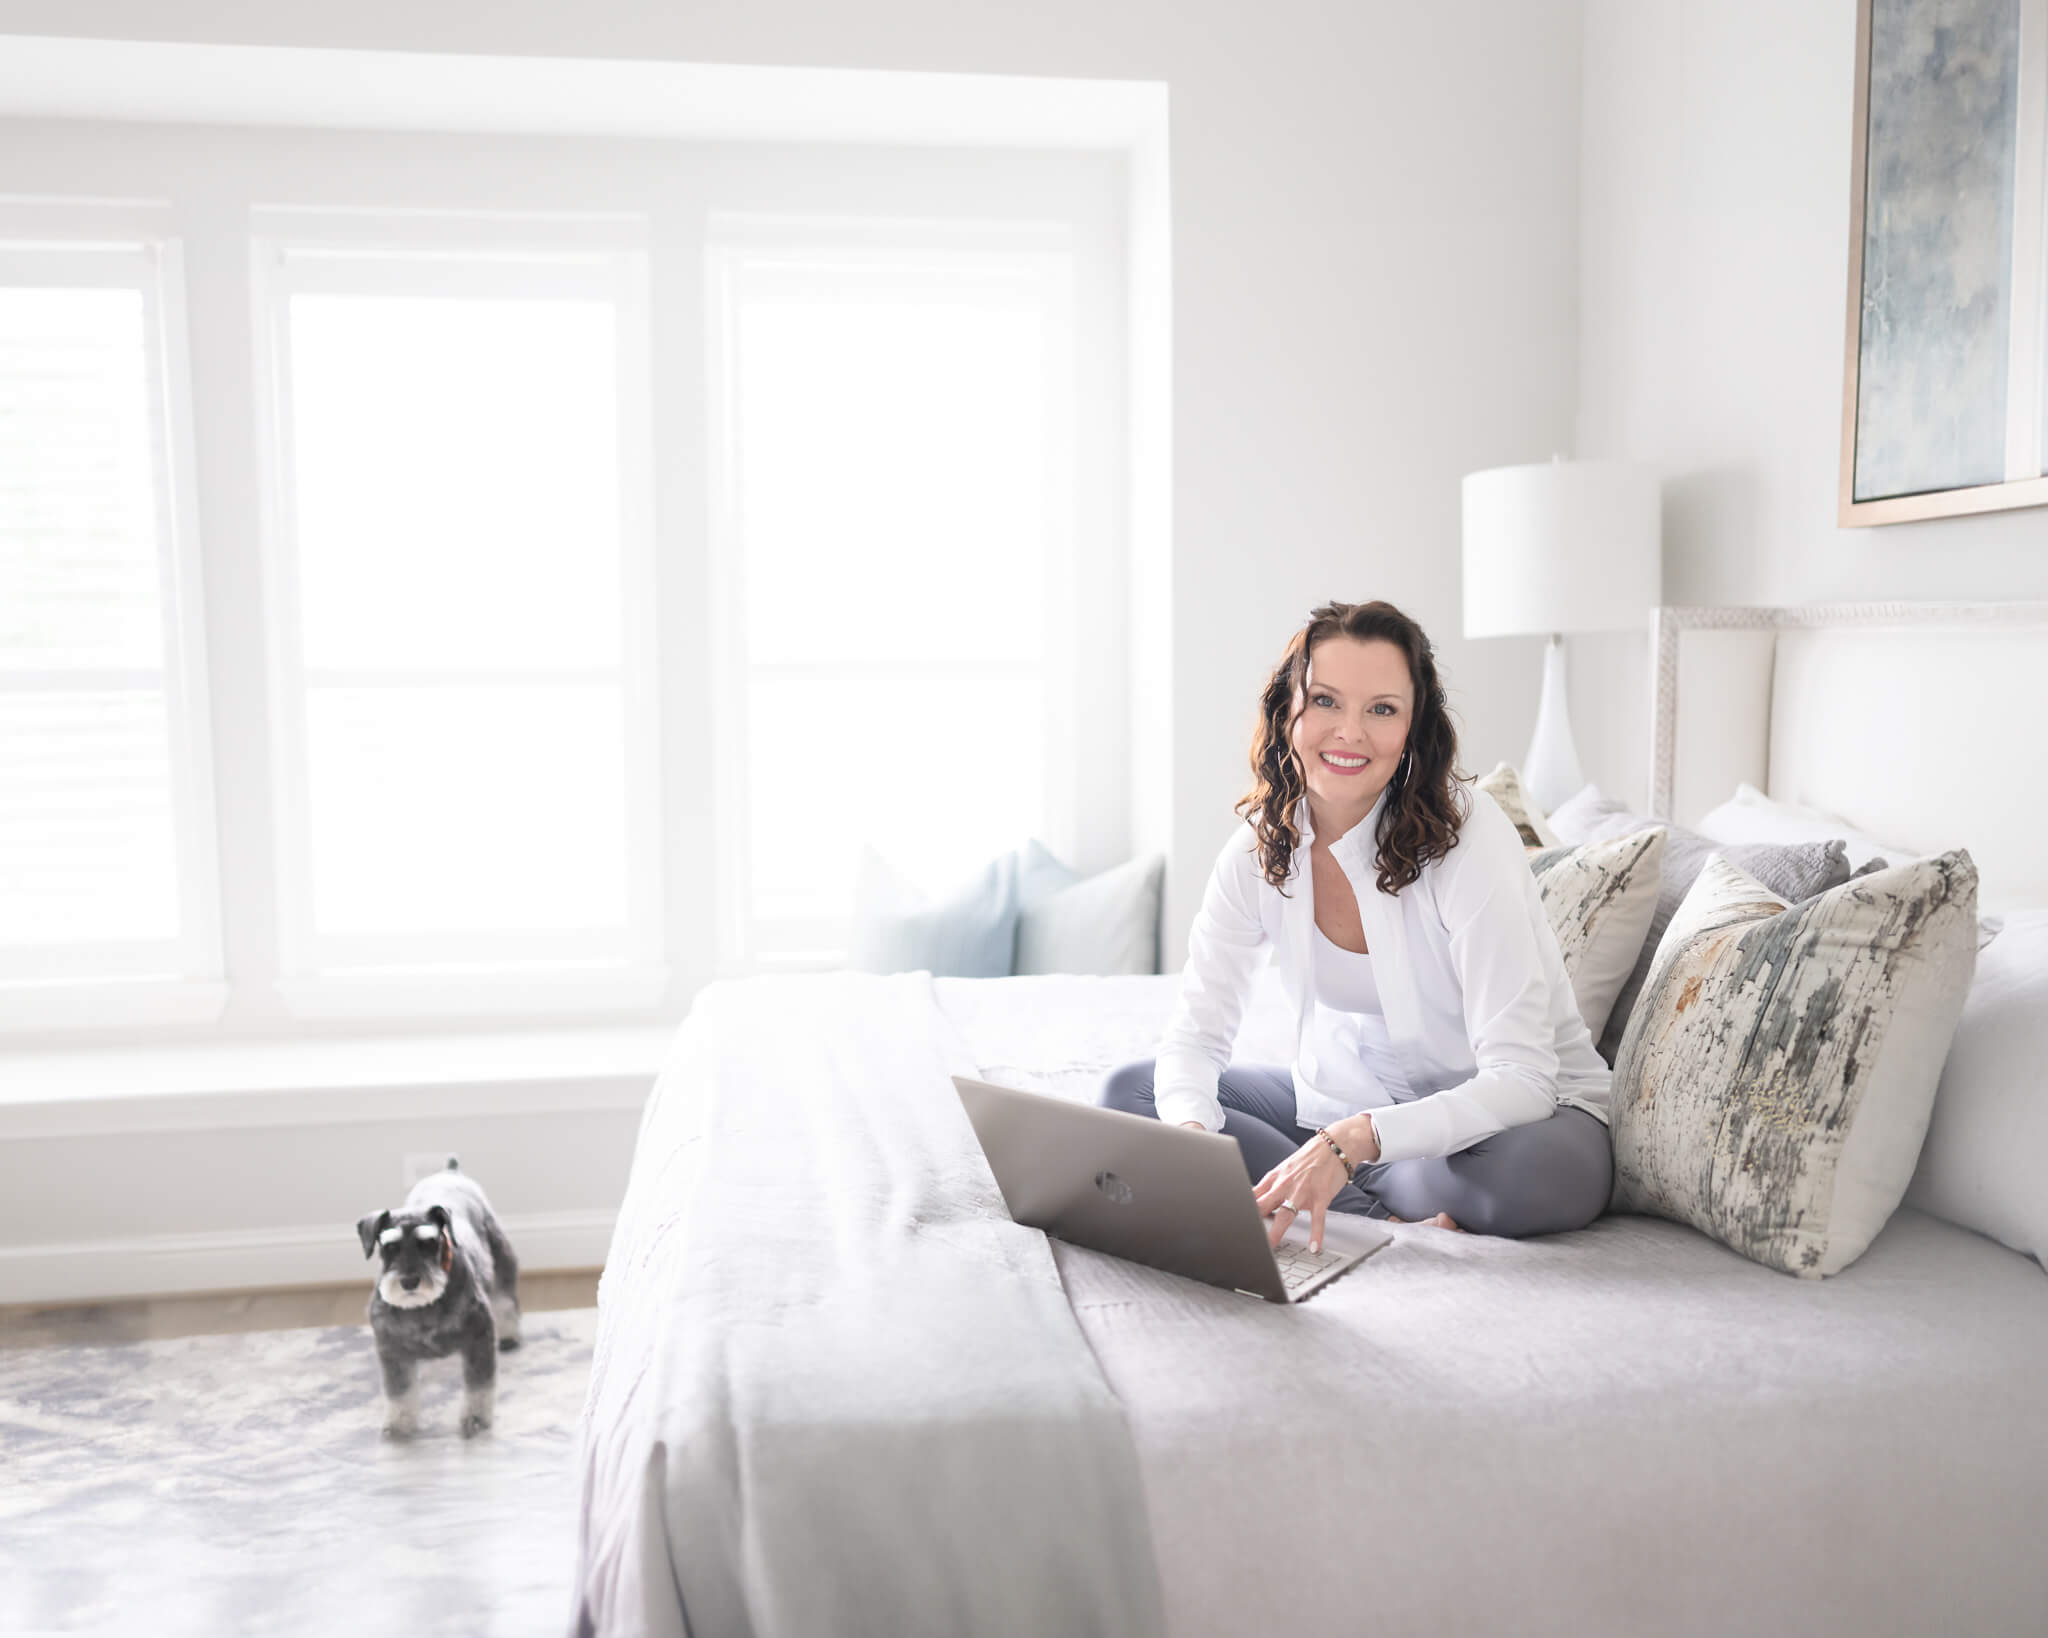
[1648,600,2048,911]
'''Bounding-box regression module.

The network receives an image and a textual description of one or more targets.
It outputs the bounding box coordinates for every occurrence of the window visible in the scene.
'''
[250,218,664,1010]
[708,224,1078,966]
[0,233,224,1020]
[0,138,1127,1038]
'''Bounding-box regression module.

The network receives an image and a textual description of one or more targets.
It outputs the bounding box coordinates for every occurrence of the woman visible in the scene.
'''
[1098,600,1614,1254]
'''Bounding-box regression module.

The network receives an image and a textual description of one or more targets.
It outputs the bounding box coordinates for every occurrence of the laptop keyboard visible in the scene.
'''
[1272,1239,1355,1295]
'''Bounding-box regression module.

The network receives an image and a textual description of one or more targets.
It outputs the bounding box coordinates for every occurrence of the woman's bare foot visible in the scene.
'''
[1387,1211,1465,1231]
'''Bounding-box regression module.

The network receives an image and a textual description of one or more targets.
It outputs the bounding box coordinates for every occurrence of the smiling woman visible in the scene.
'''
[1096,599,1616,1253]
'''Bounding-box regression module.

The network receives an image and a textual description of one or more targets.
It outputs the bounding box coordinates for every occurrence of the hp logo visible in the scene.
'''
[1094,1170,1134,1206]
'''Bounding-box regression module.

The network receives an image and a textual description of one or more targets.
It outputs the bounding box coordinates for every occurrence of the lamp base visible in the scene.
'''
[1522,634,1586,816]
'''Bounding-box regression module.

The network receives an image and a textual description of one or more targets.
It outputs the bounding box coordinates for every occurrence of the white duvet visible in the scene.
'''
[577,965,2048,1638]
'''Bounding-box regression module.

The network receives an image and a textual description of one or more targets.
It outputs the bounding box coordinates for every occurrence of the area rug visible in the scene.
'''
[0,1307,597,1638]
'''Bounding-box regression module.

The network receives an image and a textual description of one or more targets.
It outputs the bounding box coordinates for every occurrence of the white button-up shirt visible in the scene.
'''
[1152,780,1612,1164]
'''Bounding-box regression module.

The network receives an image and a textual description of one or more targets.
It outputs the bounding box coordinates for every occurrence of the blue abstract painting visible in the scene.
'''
[1855,0,2020,502]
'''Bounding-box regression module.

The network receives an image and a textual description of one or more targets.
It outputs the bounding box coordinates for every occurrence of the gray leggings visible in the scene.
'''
[1098,1060,1613,1238]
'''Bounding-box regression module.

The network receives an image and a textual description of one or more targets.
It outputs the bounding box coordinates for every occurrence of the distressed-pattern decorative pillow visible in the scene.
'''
[1609,849,1980,1278]
[1526,828,1666,1040]
[1476,763,1563,849]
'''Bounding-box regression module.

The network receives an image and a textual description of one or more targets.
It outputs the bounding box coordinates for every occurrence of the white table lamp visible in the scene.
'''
[1461,458,1661,815]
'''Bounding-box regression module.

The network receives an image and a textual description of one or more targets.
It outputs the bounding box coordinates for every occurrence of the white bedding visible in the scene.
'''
[582,967,2048,1637]
[940,969,2048,1637]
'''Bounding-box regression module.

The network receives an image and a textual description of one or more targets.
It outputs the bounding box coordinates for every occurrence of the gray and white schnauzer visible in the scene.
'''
[354,1159,520,1439]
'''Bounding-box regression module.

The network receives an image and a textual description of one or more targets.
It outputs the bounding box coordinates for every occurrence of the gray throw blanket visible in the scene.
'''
[571,971,1167,1638]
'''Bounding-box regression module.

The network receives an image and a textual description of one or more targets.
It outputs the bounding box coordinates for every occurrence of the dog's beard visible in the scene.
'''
[377,1268,448,1309]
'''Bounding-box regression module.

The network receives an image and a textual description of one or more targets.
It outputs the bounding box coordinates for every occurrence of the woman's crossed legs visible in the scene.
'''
[1098,1059,1612,1239]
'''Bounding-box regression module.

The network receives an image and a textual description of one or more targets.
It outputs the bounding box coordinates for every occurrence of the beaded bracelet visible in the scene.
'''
[1315,1125,1358,1182]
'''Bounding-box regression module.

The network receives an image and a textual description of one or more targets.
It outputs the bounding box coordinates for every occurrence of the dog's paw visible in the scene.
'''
[497,1334,521,1353]
[460,1384,495,1438]
[381,1414,419,1440]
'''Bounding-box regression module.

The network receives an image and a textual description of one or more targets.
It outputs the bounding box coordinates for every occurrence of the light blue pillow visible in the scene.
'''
[1013,841,1165,976]
[1016,837,1082,905]
[846,846,1021,977]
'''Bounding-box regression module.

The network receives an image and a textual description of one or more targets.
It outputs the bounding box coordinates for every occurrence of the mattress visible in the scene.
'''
[578,965,2048,1637]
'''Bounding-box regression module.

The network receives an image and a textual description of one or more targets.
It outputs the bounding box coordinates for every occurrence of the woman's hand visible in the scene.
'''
[1251,1136,1352,1254]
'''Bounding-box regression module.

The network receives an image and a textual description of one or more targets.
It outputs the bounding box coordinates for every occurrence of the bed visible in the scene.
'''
[571,602,2048,1638]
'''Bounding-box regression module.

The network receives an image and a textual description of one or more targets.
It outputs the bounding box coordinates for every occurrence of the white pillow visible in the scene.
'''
[1696,781,1913,873]
[1697,781,2008,947]
[1903,908,2048,1272]
[1013,842,1165,976]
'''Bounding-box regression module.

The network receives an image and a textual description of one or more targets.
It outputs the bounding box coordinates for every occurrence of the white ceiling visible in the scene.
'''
[0,33,1164,148]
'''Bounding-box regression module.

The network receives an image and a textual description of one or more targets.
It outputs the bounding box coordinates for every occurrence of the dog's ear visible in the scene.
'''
[428,1204,454,1274]
[356,1209,391,1259]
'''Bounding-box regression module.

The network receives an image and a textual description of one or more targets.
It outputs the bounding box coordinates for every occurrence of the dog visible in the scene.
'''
[354,1159,521,1439]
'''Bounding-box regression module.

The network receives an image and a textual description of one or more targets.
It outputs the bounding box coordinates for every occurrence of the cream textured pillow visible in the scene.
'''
[1526,829,1666,1040]
[1609,849,1980,1278]
[1475,763,1563,849]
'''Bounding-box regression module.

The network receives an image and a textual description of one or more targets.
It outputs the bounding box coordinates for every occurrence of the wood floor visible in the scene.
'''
[0,1267,602,1349]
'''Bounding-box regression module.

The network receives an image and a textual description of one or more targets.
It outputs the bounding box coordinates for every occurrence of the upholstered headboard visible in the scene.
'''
[1649,601,2048,914]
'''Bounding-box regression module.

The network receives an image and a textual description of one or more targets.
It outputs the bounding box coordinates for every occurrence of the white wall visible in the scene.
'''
[1576,0,2048,811]
[0,0,1588,969]
[0,0,1586,1302]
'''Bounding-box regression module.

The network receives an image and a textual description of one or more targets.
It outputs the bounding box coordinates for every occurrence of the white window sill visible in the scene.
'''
[0,1021,674,1141]
[0,965,673,1037]
[274,964,671,1020]
[0,979,229,1035]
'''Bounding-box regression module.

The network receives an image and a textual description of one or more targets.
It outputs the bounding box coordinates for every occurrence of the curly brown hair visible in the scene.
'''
[1234,600,1470,897]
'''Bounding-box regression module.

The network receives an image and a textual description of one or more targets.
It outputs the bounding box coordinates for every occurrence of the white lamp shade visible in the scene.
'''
[1461,459,1661,638]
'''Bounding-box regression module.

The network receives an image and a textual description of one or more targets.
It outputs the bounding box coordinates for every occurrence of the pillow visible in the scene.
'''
[1548,787,1855,1065]
[1903,908,2048,1271]
[1609,850,1980,1278]
[847,847,1021,977]
[1475,763,1563,849]
[1525,828,1666,1039]
[1696,781,1913,873]
[1013,842,1165,976]
[1547,782,1627,844]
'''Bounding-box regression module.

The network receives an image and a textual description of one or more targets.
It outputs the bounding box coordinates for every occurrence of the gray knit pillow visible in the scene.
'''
[1550,792,1852,1064]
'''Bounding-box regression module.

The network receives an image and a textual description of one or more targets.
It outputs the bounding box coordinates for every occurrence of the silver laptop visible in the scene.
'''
[952,1075,1394,1303]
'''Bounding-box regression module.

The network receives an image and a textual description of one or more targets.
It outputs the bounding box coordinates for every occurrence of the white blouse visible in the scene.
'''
[1151,779,1612,1164]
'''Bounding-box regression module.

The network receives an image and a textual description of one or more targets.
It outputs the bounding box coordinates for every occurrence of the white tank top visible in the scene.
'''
[1312,921,1382,1014]
[1309,922,1411,1104]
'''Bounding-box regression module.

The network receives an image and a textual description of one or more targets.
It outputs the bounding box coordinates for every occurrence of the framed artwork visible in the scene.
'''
[1841,0,2048,524]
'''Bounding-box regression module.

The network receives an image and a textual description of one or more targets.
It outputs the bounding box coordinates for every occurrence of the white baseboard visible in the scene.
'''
[0,1207,616,1308]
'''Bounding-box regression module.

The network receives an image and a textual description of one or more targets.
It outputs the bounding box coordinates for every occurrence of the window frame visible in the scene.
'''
[0,133,1129,1044]
[0,205,227,1028]
[246,209,669,1016]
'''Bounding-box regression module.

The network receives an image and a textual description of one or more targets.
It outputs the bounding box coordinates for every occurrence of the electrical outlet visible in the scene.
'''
[402,1151,460,1191]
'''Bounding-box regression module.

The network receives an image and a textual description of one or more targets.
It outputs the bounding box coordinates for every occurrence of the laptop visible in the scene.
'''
[952,1074,1394,1303]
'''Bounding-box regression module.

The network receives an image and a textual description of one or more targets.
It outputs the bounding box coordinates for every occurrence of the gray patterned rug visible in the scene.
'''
[0,1308,597,1638]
